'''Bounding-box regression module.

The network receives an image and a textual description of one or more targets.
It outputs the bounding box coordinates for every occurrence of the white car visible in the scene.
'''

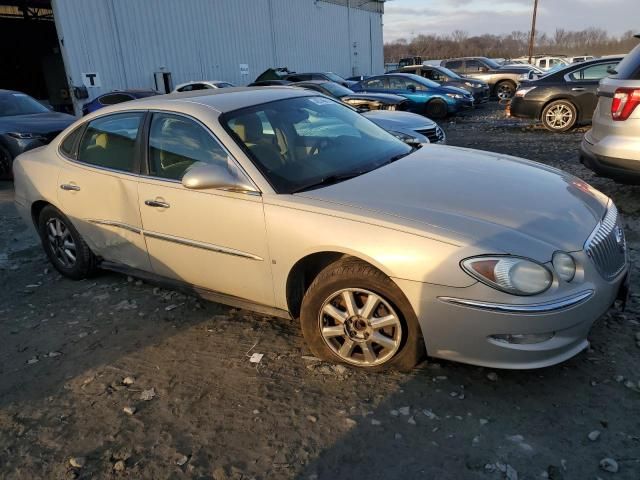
[173,81,235,93]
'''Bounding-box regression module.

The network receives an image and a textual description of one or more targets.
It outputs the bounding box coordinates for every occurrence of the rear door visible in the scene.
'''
[57,111,151,270]
[567,62,620,118]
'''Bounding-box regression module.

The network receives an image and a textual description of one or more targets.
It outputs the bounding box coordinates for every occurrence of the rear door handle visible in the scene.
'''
[60,183,80,191]
[144,199,170,208]
[571,87,586,92]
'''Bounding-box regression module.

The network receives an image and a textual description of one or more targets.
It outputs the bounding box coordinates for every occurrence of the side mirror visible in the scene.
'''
[407,84,417,92]
[182,163,257,193]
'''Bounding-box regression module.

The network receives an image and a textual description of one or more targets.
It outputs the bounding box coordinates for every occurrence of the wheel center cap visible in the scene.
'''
[345,316,370,341]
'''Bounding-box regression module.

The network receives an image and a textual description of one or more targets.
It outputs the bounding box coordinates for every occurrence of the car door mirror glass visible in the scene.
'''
[181,162,256,192]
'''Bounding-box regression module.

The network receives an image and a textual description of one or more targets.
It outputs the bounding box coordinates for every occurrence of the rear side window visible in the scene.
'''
[569,63,617,81]
[444,60,463,70]
[611,43,640,80]
[363,78,384,88]
[59,125,83,158]
[77,113,144,172]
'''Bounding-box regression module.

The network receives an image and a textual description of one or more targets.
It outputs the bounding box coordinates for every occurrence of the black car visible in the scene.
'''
[510,56,624,132]
[0,90,75,179]
[389,65,490,103]
[292,80,409,111]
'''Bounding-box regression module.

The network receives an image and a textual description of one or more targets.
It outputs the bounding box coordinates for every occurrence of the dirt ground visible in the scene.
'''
[1,103,639,480]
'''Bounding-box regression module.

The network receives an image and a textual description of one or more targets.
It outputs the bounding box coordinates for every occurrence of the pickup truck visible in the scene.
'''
[441,57,535,100]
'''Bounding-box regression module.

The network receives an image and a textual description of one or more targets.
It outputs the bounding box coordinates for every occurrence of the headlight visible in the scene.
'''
[446,93,464,99]
[388,130,425,145]
[461,256,552,296]
[515,86,537,97]
[552,252,576,282]
[464,81,474,88]
[8,132,44,140]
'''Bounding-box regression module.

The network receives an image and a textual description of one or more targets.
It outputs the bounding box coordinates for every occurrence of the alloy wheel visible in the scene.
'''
[544,104,574,130]
[496,83,514,100]
[318,288,402,367]
[46,218,77,268]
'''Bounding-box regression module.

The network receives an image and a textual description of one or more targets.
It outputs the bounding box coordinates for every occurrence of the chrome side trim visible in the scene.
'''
[144,230,263,261]
[88,219,142,235]
[438,290,594,313]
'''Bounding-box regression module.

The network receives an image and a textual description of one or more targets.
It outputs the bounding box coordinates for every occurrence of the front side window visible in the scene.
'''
[0,92,49,117]
[445,60,463,70]
[465,60,483,72]
[363,78,384,89]
[388,77,407,89]
[222,96,411,194]
[77,113,144,172]
[148,113,231,181]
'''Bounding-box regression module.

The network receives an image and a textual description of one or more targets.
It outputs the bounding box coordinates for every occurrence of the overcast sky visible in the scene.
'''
[383,0,640,42]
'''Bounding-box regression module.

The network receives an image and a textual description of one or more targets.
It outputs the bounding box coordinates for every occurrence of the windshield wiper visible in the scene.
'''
[291,171,364,193]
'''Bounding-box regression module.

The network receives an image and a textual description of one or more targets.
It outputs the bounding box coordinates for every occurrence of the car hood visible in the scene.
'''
[440,85,473,97]
[459,76,488,86]
[362,110,437,130]
[342,92,408,104]
[0,112,76,135]
[296,146,607,260]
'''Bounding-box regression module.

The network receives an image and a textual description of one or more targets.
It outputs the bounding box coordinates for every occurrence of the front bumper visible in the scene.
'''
[394,253,628,369]
[472,86,491,104]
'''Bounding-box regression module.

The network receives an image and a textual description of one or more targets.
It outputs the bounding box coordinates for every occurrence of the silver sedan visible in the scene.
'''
[13,87,629,371]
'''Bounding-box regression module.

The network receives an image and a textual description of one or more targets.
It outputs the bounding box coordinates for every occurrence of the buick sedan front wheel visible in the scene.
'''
[300,257,425,371]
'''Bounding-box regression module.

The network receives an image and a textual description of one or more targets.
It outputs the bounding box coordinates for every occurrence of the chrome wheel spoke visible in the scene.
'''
[339,339,355,357]
[323,304,347,323]
[370,314,398,330]
[64,249,76,262]
[322,325,345,338]
[360,294,378,319]
[341,291,357,317]
[371,331,396,350]
[361,342,376,364]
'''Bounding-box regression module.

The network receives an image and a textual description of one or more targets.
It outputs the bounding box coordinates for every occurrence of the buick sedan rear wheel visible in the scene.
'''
[38,205,97,279]
[300,257,425,371]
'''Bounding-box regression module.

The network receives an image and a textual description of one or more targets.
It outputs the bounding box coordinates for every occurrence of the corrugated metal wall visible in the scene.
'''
[51,0,384,113]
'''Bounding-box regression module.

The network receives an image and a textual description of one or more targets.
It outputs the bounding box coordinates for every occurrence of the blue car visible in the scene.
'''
[352,73,474,118]
[82,89,158,116]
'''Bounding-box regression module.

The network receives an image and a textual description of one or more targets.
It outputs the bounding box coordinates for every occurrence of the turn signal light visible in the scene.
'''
[611,88,640,121]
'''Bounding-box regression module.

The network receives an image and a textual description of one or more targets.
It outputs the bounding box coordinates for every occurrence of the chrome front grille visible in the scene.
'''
[584,202,627,279]
[415,126,445,144]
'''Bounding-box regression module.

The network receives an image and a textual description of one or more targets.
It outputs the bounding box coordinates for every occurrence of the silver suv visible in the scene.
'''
[581,36,640,182]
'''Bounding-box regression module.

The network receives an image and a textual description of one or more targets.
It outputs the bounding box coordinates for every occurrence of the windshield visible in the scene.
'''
[222,96,411,194]
[325,72,346,83]
[483,58,502,69]
[322,82,354,98]
[0,93,49,117]
[437,67,462,80]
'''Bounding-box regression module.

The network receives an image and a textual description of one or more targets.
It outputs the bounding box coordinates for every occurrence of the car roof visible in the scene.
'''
[0,89,25,95]
[89,87,315,116]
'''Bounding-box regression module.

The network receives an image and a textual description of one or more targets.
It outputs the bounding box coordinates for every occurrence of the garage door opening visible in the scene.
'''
[0,0,72,113]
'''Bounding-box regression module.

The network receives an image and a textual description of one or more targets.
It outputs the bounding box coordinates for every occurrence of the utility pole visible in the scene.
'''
[527,0,539,64]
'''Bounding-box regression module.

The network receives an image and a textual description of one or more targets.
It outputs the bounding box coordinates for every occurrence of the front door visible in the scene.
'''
[57,111,151,271]
[137,112,274,306]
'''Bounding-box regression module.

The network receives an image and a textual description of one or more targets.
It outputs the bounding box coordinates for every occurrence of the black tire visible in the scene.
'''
[37,205,97,280]
[541,100,577,132]
[300,257,425,372]
[494,80,516,100]
[425,99,448,119]
[0,144,13,180]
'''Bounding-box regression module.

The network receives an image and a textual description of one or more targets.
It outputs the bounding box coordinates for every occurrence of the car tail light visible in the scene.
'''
[611,88,640,121]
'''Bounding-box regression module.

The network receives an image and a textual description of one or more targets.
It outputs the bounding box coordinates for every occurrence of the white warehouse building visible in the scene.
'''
[0,0,385,115]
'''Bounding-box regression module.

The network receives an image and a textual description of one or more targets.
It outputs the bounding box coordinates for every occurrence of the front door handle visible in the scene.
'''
[145,199,170,208]
[60,183,80,191]
[571,87,586,92]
